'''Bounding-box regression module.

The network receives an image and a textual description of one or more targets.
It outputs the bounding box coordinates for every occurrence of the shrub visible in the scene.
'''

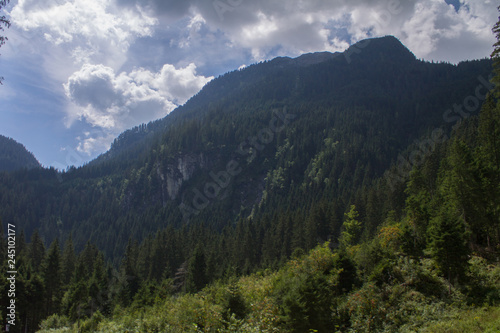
[38,314,71,331]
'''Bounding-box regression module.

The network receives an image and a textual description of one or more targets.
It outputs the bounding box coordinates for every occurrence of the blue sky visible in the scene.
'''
[0,0,497,169]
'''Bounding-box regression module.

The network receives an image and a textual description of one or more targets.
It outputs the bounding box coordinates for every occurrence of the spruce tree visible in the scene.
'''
[43,239,62,315]
[491,5,500,95]
[339,205,362,249]
[61,235,76,285]
[186,246,208,293]
[29,230,45,272]
[427,204,470,284]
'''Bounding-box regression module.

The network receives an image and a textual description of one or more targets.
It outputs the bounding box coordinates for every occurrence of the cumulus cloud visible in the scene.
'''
[11,0,156,45]
[115,0,496,62]
[5,0,497,166]
[64,63,213,154]
[10,0,157,70]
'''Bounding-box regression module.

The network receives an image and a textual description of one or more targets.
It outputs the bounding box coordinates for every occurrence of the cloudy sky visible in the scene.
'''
[0,0,497,168]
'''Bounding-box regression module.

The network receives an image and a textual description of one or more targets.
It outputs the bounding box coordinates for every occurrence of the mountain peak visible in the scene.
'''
[344,35,416,63]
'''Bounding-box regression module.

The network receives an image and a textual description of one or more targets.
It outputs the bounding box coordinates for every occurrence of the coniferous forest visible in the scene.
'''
[1,10,500,333]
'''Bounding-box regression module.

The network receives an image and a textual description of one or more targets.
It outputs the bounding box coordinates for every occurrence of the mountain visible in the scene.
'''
[0,36,493,259]
[2,34,500,332]
[0,135,41,171]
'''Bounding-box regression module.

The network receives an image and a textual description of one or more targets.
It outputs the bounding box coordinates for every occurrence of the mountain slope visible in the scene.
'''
[0,36,493,259]
[0,135,41,171]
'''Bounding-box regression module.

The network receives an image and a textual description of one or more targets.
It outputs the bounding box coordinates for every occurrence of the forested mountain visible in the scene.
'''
[1,33,500,332]
[0,135,40,171]
[0,36,493,257]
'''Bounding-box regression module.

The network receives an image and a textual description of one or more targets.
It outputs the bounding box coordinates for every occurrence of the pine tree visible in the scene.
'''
[89,253,109,315]
[339,205,362,249]
[491,5,500,96]
[117,239,139,306]
[29,230,45,272]
[186,246,208,293]
[427,203,470,284]
[43,239,62,315]
[61,235,76,285]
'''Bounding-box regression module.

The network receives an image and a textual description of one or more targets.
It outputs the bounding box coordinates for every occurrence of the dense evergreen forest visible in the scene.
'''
[1,13,500,332]
[0,135,40,172]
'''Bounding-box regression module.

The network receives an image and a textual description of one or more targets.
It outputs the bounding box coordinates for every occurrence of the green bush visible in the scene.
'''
[272,244,339,332]
[38,314,71,331]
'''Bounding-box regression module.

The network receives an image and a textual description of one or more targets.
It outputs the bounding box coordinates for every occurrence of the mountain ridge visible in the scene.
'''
[0,35,493,260]
[88,36,423,170]
[0,134,41,172]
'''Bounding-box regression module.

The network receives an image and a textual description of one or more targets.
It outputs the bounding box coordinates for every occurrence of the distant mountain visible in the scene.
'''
[0,135,41,171]
[0,36,493,260]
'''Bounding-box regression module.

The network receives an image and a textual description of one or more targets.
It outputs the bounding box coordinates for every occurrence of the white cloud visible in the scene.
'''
[11,0,156,46]
[76,132,116,156]
[179,0,496,63]
[64,62,213,154]
[4,0,497,166]
[10,0,157,72]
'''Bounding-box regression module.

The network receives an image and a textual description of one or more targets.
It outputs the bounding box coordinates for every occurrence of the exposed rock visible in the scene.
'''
[157,153,206,204]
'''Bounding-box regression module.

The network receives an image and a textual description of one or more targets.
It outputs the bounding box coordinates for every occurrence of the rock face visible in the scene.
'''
[157,153,205,204]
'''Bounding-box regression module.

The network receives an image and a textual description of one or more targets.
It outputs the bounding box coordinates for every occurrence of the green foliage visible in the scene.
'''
[4,20,500,332]
[427,203,470,283]
[339,205,362,249]
[272,244,339,332]
[467,256,500,306]
[186,246,208,293]
[220,281,248,321]
[38,314,70,331]
[43,239,63,315]
[34,243,498,333]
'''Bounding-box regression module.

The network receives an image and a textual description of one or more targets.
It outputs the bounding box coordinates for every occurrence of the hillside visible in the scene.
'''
[0,135,40,171]
[1,32,500,332]
[0,36,493,256]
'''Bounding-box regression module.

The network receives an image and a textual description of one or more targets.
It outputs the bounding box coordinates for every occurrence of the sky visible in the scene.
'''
[0,0,497,169]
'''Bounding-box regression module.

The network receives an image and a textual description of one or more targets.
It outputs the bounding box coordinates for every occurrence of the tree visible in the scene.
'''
[186,246,208,293]
[29,230,46,272]
[61,235,76,285]
[491,5,500,96]
[116,239,139,306]
[427,203,470,285]
[43,239,62,316]
[339,205,362,249]
[0,0,10,84]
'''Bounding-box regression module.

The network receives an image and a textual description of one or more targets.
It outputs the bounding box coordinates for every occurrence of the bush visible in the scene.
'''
[38,314,71,331]
[272,244,339,332]
[79,310,104,333]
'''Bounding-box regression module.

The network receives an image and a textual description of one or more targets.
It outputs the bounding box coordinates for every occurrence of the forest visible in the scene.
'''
[0,11,499,333]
